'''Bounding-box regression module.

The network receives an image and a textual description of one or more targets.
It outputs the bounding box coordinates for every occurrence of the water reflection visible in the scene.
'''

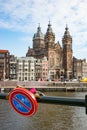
[0,92,87,130]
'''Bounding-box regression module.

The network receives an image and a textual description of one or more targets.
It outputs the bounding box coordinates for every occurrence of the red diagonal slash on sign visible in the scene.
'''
[13,96,32,111]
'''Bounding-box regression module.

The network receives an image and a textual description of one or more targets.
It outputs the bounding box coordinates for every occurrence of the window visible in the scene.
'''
[25,77,27,80]
[0,54,5,57]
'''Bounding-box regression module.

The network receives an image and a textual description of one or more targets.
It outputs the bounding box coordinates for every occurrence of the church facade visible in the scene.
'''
[26,22,73,80]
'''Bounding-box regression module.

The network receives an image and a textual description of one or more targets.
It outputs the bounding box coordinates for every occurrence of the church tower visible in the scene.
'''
[45,21,55,51]
[62,25,73,79]
[33,24,45,51]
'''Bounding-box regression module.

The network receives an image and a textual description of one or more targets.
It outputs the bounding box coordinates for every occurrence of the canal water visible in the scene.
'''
[0,91,87,130]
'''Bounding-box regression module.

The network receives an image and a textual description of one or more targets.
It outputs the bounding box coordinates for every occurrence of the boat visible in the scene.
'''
[80,77,87,82]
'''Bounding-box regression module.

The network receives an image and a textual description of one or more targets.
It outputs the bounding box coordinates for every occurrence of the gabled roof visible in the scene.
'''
[0,50,9,53]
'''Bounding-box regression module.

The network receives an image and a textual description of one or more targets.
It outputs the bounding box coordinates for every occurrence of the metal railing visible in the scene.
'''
[0,88,87,116]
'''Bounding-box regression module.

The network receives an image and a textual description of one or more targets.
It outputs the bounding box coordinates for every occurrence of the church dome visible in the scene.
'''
[63,24,71,38]
[46,21,55,35]
[33,24,44,40]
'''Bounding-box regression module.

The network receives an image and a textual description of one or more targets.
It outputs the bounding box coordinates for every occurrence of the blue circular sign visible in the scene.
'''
[9,88,38,116]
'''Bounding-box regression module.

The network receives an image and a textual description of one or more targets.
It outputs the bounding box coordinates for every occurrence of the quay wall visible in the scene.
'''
[0,80,87,87]
[2,86,87,93]
[0,81,87,92]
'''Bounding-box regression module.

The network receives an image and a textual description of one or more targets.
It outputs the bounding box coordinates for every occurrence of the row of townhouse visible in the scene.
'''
[10,56,87,81]
[0,50,48,81]
[0,50,87,81]
[10,55,48,81]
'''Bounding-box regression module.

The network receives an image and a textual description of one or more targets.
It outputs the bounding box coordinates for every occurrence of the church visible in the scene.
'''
[26,22,73,80]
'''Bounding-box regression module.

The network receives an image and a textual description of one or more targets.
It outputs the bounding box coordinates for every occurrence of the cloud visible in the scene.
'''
[0,0,87,59]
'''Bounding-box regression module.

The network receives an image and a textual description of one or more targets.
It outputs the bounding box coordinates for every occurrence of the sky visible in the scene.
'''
[0,0,87,60]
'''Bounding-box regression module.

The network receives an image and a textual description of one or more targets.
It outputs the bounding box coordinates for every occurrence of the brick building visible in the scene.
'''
[73,57,87,79]
[0,50,10,80]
